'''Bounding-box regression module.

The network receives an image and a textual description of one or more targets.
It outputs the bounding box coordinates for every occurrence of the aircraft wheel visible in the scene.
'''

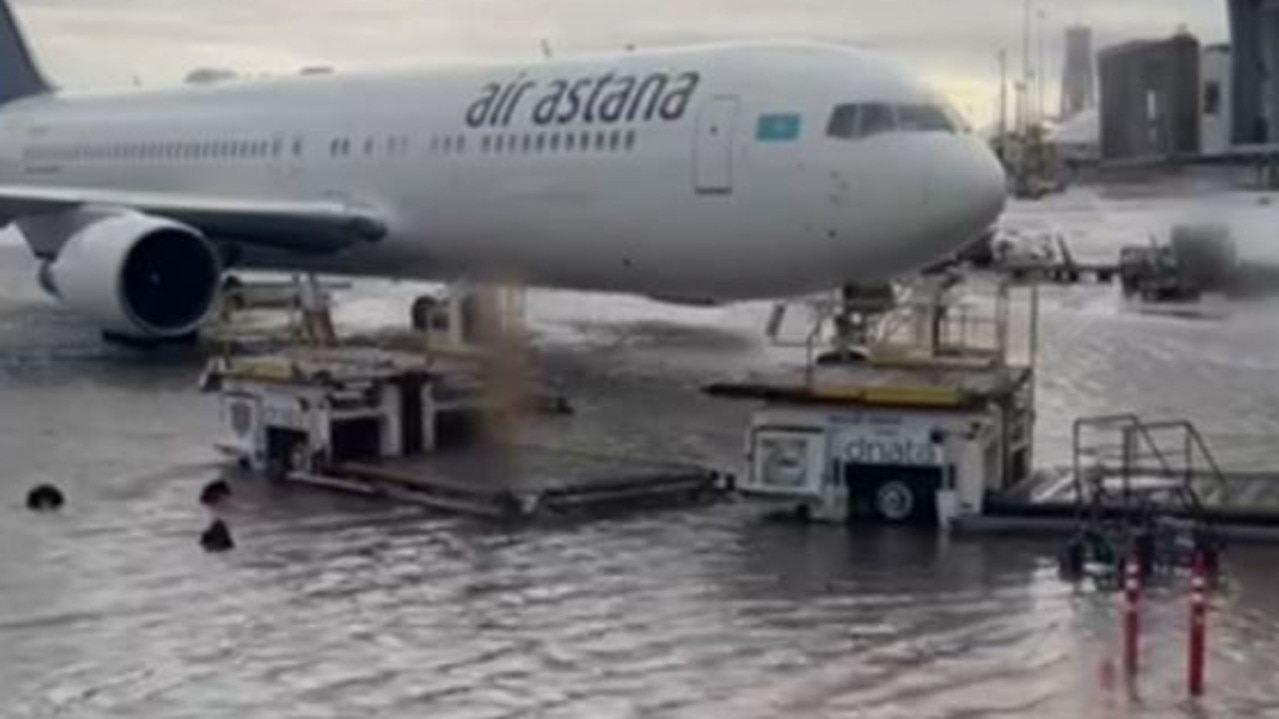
[875,480,916,523]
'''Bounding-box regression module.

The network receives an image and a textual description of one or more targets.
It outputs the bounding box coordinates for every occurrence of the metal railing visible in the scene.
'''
[1072,414,1230,510]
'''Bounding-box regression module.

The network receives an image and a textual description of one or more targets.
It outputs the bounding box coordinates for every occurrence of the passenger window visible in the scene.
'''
[293,138,304,156]
[549,133,560,152]
[608,130,621,151]
[481,135,491,153]
[565,133,576,151]
[595,132,607,151]
[897,104,954,132]
[364,138,374,155]
[442,136,453,153]
[535,134,545,152]
[521,134,531,153]
[456,135,466,153]
[624,129,636,150]
[858,103,897,137]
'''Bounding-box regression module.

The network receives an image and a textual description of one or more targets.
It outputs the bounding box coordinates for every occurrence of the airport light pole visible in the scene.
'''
[998,48,1009,161]
[1021,0,1032,133]
[1037,7,1048,125]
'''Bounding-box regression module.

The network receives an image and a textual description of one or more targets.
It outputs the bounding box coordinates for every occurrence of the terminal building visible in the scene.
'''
[1060,26,1096,120]
[1202,44,1234,156]
[1228,0,1279,146]
[1097,32,1202,162]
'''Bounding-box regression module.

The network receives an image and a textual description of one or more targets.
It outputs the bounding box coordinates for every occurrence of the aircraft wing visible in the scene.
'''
[0,184,388,255]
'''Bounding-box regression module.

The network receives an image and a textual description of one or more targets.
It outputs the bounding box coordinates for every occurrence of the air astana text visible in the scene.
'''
[465,71,701,128]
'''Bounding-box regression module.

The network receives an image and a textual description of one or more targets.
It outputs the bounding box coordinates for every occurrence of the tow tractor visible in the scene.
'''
[1118,224,1235,303]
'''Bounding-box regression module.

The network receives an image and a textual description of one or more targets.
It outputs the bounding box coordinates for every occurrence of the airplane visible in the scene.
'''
[0,0,1005,344]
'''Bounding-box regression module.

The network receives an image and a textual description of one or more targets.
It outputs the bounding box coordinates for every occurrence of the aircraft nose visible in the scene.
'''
[929,137,1007,245]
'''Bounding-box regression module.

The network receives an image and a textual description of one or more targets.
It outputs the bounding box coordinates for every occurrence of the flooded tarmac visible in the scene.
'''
[4,189,1279,717]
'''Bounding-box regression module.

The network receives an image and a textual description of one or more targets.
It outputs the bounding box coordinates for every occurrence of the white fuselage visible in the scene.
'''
[0,42,1006,301]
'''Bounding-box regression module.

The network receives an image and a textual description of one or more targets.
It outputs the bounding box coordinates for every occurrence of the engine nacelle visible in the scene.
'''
[41,213,222,339]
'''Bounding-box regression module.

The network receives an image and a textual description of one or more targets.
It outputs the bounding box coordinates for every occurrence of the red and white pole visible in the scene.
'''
[1123,553,1142,679]
[1188,551,1208,697]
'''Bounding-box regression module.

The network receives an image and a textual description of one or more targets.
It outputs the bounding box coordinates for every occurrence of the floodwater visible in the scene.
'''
[4,189,1279,717]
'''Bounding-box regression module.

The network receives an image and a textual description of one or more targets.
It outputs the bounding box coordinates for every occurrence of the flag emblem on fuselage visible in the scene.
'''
[756,113,802,141]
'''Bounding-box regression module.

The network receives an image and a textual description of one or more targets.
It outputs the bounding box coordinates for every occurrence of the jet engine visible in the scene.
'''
[38,213,222,339]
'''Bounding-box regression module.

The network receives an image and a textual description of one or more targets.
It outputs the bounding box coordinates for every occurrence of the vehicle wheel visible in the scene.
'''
[289,443,312,474]
[816,348,868,365]
[875,480,916,522]
[266,458,287,482]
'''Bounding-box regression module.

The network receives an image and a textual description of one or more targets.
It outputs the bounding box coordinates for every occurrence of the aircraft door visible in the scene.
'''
[694,95,739,194]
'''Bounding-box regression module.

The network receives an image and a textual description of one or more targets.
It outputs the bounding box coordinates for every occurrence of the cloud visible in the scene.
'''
[12,0,1231,124]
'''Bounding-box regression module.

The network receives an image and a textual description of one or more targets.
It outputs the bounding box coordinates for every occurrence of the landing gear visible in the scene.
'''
[816,283,895,365]
[410,283,526,348]
[220,274,246,312]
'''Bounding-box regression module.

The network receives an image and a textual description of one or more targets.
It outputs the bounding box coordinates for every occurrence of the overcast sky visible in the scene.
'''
[13,0,1229,126]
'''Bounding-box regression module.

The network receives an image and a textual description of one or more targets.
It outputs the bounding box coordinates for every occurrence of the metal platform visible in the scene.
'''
[202,331,726,522]
[705,361,1033,411]
[960,414,1279,546]
[714,276,1040,526]
[288,446,729,520]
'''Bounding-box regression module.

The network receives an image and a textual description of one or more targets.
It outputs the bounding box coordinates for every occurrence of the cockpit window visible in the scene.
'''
[826,104,860,139]
[858,103,897,137]
[897,104,954,132]
[827,102,962,141]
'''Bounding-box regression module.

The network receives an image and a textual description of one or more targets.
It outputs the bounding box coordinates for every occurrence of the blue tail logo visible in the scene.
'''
[0,0,49,105]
